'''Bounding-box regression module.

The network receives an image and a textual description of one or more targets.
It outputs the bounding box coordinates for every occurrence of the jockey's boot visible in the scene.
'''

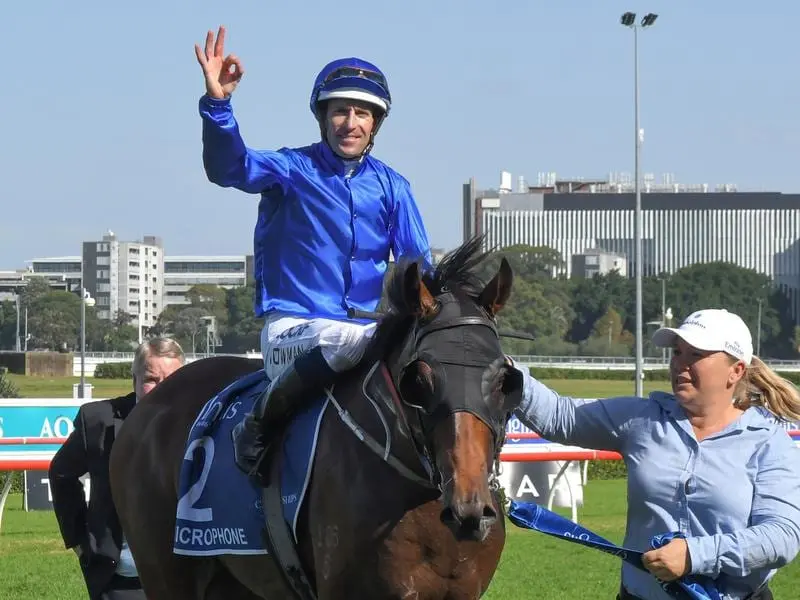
[231,346,337,479]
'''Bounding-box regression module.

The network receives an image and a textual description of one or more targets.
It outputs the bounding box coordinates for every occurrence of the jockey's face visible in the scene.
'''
[133,355,183,401]
[324,98,376,158]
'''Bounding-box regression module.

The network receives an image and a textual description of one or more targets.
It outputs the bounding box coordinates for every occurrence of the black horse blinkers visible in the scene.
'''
[395,292,512,456]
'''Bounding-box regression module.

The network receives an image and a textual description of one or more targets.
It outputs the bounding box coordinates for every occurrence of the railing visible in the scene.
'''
[66,352,800,369]
[0,434,621,468]
[5,350,800,372]
[2,432,798,528]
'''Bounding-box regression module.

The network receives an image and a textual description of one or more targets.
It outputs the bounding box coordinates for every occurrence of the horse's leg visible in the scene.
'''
[200,559,267,600]
[217,555,296,599]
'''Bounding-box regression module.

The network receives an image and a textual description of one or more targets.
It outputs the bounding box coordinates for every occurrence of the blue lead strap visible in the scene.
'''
[507,500,722,600]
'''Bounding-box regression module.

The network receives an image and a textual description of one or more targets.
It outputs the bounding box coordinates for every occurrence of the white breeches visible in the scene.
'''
[260,313,378,382]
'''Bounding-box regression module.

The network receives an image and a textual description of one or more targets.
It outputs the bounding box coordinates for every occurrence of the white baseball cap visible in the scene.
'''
[651,308,754,365]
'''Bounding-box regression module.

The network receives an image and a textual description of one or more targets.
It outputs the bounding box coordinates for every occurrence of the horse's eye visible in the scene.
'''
[416,363,435,393]
[400,361,437,411]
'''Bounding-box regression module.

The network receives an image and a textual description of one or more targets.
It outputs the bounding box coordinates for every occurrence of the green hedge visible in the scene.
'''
[587,460,627,480]
[6,471,23,493]
[0,366,20,398]
[94,362,133,379]
[529,366,800,385]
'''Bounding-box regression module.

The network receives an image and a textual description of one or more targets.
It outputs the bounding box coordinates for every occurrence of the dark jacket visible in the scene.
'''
[49,392,138,599]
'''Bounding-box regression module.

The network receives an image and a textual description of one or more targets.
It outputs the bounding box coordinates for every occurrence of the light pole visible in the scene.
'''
[14,293,21,352]
[660,276,666,363]
[756,298,763,356]
[79,288,95,399]
[621,11,658,397]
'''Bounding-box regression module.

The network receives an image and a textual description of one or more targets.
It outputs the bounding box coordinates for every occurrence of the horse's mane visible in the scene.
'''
[364,236,492,362]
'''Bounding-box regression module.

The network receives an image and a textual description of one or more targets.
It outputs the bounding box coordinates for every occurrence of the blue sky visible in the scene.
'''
[2,0,797,267]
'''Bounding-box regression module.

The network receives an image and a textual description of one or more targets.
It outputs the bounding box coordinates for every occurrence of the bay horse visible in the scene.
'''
[109,238,521,599]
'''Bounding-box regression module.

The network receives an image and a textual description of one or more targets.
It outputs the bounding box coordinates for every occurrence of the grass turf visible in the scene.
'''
[5,374,670,400]
[2,376,798,597]
[1,482,798,598]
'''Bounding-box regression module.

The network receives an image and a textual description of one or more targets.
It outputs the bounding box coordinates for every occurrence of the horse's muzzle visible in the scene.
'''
[440,495,497,542]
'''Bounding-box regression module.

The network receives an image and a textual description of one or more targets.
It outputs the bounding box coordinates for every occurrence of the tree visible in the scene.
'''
[579,306,634,357]
[567,271,632,343]
[590,306,625,343]
[185,284,229,336]
[664,262,793,358]
[20,276,52,308]
[482,244,565,282]
[173,307,211,353]
[0,300,17,350]
[87,311,139,352]
[476,245,574,341]
[0,367,20,398]
[793,326,800,357]
[27,291,81,351]
[223,285,262,353]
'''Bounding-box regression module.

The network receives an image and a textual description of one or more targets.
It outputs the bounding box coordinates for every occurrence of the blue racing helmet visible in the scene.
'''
[309,57,392,118]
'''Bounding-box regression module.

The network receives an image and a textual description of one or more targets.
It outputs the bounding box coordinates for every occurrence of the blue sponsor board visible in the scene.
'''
[0,399,93,456]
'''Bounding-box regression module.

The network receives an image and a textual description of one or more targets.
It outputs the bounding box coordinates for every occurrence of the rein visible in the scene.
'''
[323,361,435,489]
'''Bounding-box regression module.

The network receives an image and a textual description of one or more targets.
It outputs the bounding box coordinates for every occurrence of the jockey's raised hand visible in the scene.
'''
[194,26,243,99]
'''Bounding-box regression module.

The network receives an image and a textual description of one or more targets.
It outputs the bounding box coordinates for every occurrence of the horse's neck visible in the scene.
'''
[334,360,433,489]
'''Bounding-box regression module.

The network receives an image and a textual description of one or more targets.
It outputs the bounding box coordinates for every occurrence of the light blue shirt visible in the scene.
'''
[513,369,800,600]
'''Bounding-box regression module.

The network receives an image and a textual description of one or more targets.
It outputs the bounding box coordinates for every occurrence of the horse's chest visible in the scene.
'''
[382,563,488,600]
[375,534,494,599]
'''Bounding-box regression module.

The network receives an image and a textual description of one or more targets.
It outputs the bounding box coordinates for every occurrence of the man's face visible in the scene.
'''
[134,355,183,401]
[324,98,376,158]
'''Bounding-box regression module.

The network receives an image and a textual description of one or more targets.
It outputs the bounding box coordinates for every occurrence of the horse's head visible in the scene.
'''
[382,242,521,542]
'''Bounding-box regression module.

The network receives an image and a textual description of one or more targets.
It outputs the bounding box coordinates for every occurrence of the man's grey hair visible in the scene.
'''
[132,337,186,379]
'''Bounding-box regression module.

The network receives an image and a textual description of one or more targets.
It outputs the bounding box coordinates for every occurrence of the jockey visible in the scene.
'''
[194,26,433,475]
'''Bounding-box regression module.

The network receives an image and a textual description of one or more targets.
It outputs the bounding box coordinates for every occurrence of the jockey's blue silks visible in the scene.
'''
[199,97,432,323]
[507,500,722,600]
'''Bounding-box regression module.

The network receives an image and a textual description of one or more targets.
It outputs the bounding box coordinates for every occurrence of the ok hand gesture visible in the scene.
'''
[194,26,244,100]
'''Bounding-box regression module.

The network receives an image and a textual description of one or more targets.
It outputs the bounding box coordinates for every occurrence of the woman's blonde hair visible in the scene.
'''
[733,356,800,422]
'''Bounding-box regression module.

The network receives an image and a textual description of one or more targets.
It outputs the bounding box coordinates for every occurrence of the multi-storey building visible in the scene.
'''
[463,171,800,316]
[81,231,165,337]
[163,255,251,307]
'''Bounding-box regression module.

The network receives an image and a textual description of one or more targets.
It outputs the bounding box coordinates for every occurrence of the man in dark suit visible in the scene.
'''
[49,337,185,600]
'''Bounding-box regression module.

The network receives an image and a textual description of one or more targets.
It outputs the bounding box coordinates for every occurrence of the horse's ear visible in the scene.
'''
[478,257,513,316]
[403,262,436,316]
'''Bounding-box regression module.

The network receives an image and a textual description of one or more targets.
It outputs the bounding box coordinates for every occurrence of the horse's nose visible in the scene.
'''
[440,493,498,541]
